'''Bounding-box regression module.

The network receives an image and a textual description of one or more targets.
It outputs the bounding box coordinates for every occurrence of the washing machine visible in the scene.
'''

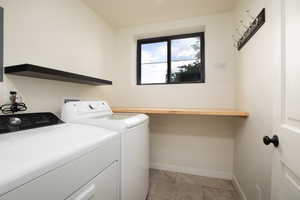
[62,101,149,200]
[0,112,120,200]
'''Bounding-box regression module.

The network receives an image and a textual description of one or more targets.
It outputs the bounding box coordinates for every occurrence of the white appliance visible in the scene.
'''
[0,113,120,200]
[62,101,149,200]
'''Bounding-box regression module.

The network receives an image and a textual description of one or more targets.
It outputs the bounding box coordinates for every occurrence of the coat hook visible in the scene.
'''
[246,9,257,26]
[233,42,238,48]
[232,35,238,48]
[246,9,255,20]
[240,20,248,30]
[232,35,238,42]
[235,28,243,37]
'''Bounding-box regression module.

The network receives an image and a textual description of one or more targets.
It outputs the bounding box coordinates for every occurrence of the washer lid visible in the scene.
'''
[0,124,119,197]
[89,113,149,130]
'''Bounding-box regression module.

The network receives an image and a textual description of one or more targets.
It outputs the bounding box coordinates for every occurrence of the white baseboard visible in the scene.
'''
[232,175,247,200]
[150,163,232,180]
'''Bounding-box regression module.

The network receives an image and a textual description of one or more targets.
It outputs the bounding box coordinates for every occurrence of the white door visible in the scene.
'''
[270,0,300,199]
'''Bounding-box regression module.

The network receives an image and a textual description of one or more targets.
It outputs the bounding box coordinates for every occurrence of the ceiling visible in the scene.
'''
[82,0,237,27]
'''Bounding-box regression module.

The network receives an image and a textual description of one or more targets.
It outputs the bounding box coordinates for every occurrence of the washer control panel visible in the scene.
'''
[0,113,63,134]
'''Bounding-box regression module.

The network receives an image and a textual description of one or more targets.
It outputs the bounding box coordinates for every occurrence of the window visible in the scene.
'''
[137,32,205,85]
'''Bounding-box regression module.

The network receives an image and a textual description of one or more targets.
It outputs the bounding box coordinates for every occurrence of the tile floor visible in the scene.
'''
[148,169,240,200]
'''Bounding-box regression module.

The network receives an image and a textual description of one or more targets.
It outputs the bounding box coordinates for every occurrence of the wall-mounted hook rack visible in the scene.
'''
[237,8,266,51]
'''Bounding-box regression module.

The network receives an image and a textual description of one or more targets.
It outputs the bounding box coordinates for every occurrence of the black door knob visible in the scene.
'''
[263,135,279,147]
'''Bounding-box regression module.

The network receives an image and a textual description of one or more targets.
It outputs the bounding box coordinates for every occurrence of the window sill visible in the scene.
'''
[137,81,205,85]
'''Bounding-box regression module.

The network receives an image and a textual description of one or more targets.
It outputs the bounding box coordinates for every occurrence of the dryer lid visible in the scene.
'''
[98,113,148,129]
[77,113,148,131]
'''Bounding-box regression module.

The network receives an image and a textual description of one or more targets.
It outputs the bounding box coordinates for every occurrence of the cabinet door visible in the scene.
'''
[67,161,119,200]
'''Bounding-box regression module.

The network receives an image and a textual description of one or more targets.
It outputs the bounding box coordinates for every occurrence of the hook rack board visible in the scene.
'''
[237,8,266,51]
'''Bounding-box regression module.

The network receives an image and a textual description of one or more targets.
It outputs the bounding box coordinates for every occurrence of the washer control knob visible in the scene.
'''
[9,117,22,126]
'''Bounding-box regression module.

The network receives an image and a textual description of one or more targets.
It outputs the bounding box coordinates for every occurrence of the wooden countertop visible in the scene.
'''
[112,107,249,118]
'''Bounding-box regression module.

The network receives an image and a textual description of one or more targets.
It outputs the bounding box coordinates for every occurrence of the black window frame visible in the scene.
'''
[136,32,205,85]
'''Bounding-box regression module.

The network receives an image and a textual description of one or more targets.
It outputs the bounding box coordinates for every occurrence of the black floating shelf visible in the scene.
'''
[4,64,112,86]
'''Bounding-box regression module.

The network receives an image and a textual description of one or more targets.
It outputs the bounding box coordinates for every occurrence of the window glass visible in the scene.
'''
[170,37,202,83]
[141,63,168,84]
[137,33,205,85]
[141,42,168,84]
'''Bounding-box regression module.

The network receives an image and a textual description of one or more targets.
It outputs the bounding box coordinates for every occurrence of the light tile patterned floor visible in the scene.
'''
[148,169,240,200]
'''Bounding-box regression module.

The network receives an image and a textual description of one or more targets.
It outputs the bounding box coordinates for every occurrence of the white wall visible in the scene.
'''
[102,12,238,178]
[102,12,237,109]
[0,0,115,115]
[234,0,281,199]
[150,115,235,179]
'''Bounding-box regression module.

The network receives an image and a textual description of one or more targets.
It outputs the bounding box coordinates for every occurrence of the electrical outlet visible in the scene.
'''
[256,184,262,200]
[214,62,227,69]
